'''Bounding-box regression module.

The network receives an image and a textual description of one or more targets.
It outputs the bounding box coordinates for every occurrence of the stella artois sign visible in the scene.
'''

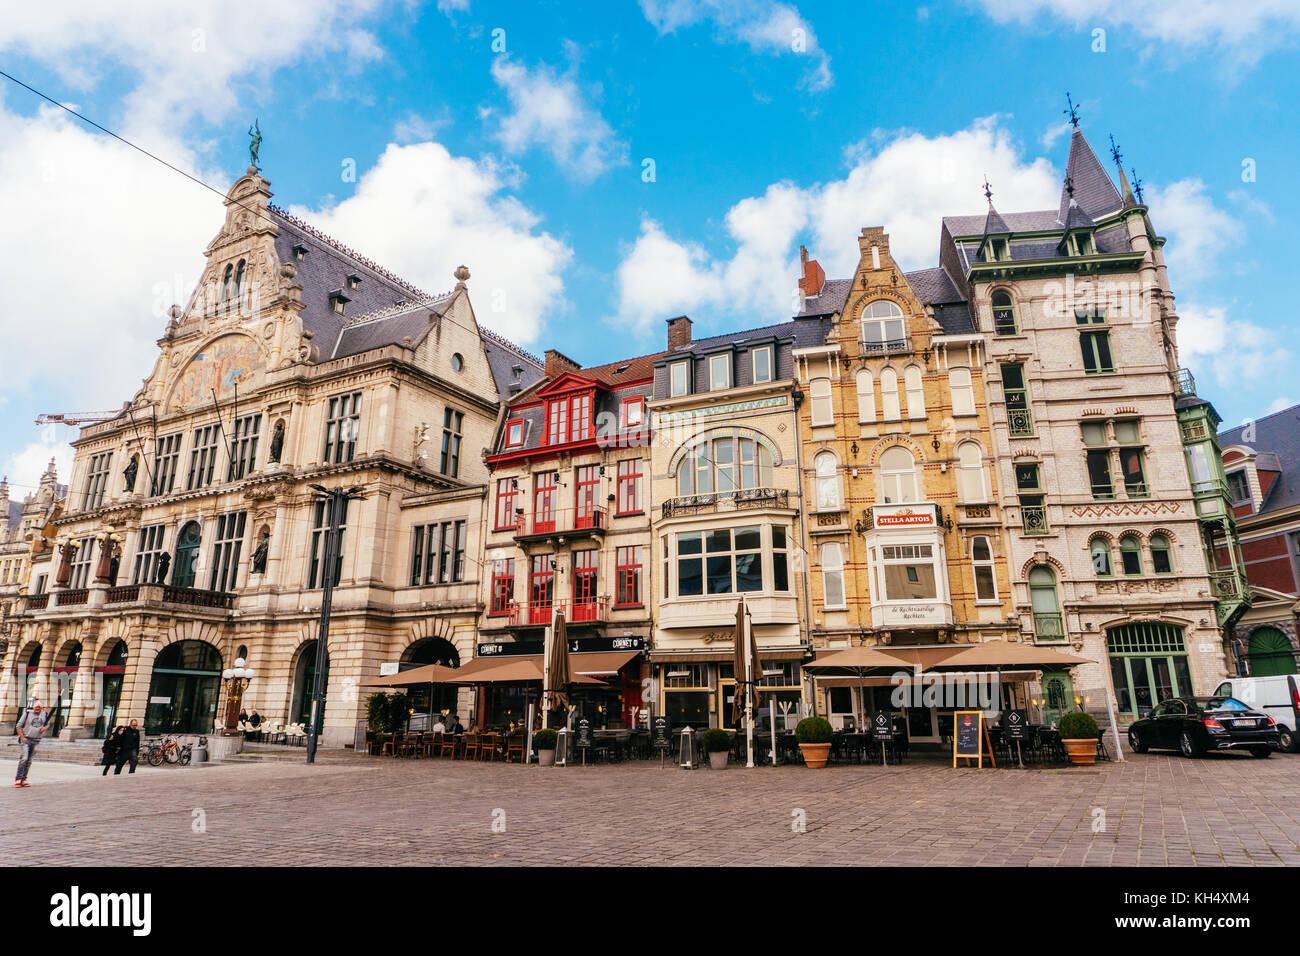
[874,504,936,528]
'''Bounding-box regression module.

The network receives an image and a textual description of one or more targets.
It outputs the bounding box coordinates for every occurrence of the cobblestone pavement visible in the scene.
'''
[3,750,1297,866]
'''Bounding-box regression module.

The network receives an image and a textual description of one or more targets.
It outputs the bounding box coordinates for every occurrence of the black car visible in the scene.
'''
[1128,696,1280,758]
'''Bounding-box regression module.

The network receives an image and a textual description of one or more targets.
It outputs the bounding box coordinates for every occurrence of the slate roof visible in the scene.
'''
[1058,127,1124,224]
[1218,403,1300,516]
[798,278,852,317]
[670,321,799,355]
[265,205,542,400]
[982,205,1012,236]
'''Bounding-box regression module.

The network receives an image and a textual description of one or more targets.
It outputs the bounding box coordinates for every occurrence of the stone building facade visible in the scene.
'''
[2,167,541,746]
[791,230,1016,734]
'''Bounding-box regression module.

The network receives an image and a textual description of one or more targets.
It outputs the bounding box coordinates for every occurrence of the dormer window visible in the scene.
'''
[670,361,690,397]
[329,292,350,315]
[293,244,309,261]
[346,274,362,291]
[1227,470,1251,506]
[708,354,731,391]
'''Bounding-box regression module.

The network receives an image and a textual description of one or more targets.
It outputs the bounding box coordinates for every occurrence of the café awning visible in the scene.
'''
[650,647,807,663]
[876,646,966,671]
[443,656,604,686]
[358,664,461,688]
[570,650,641,676]
[931,642,1095,670]
[803,647,912,675]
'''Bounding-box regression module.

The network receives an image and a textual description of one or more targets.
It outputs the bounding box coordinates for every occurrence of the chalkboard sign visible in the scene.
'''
[1003,709,1029,743]
[952,710,994,768]
[651,715,672,750]
[575,718,593,748]
[871,711,894,741]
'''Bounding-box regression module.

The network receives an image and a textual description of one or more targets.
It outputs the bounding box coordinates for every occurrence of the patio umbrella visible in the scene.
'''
[357,664,461,688]
[544,610,573,715]
[932,642,1094,669]
[731,598,762,766]
[804,647,913,729]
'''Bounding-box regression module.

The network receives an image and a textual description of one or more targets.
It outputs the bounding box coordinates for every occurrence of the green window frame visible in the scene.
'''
[1028,566,1064,640]
[1150,534,1173,574]
[1002,363,1033,436]
[1090,537,1112,576]
[1080,330,1115,374]
[1107,623,1191,718]
[1119,535,1142,576]
[991,291,1017,335]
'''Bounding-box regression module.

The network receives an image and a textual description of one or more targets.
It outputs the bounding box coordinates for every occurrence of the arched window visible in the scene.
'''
[173,520,202,589]
[1120,535,1142,575]
[949,367,975,416]
[879,446,918,503]
[855,370,876,423]
[815,451,840,511]
[233,259,245,299]
[971,535,997,601]
[1028,566,1063,640]
[821,542,846,609]
[956,442,987,502]
[675,436,773,497]
[1090,537,1112,576]
[880,368,901,420]
[1149,534,1172,574]
[860,300,906,353]
[992,290,1017,335]
[221,264,235,301]
[904,366,925,420]
[810,378,832,426]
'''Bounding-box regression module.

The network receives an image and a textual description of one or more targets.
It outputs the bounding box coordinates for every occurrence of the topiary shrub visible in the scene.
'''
[366,693,392,733]
[702,728,732,753]
[533,727,558,750]
[795,716,833,744]
[1059,711,1100,740]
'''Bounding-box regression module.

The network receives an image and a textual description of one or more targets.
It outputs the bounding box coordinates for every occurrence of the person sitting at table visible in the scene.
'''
[248,709,262,727]
[431,715,446,733]
[448,716,465,734]
[238,709,249,724]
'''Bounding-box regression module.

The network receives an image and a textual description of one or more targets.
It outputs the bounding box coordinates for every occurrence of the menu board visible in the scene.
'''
[1003,710,1029,743]
[954,711,982,756]
[575,718,593,748]
[871,711,894,741]
[651,715,672,750]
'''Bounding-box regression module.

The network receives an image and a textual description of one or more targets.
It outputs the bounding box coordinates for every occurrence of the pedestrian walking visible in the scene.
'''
[101,726,122,776]
[114,720,141,775]
[14,702,49,787]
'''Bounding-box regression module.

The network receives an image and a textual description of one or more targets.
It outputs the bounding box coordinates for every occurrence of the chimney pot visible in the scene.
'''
[666,315,693,350]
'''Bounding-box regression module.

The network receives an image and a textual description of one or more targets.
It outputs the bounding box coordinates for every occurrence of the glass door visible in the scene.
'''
[173,521,201,589]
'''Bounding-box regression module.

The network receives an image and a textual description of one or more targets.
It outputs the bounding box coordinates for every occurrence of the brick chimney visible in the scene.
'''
[544,348,581,378]
[666,315,693,350]
[798,245,825,299]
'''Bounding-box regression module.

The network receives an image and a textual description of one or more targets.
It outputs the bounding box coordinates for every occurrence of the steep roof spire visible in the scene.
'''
[1058,124,1124,224]
[1110,134,1138,208]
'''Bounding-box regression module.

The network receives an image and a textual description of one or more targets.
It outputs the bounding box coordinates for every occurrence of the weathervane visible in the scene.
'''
[983,175,993,207]
[1064,93,1079,128]
[1108,134,1123,167]
[1130,168,1145,205]
[248,118,263,171]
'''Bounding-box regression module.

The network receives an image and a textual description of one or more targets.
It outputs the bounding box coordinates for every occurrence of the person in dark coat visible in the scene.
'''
[101,727,121,776]
[114,720,141,775]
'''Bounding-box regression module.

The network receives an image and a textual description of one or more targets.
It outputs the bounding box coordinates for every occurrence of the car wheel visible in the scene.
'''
[1278,726,1296,753]
[1128,729,1148,753]
[1179,730,1202,758]
[1250,747,1272,759]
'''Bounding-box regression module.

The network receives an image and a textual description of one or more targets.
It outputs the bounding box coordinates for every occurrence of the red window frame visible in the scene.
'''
[547,400,568,446]
[616,545,642,607]
[622,396,644,428]
[571,394,592,442]
[575,465,600,528]
[573,549,598,619]
[533,471,558,533]
[505,418,524,447]
[490,558,514,616]
[529,554,554,624]
[616,459,643,515]
[494,477,517,531]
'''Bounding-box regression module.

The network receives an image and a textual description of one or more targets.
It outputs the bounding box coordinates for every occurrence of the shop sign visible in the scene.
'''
[652,715,672,750]
[379,662,399,676]
[871,711,893,741]
[575,718,593,748]
[149,696,171,705]
[477,636,645,657]
[874,504,935,528]
[1003,709,1029,742]
[877,603,947,626]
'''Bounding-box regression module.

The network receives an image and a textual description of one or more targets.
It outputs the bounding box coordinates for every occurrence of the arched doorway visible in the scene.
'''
[401,637,461,719]
[173,521,202,589]
[1249,627,1297,676]
[293,641,329,733]
[95,641,128,738]
[50,643,81,736]
[145,640,222,734]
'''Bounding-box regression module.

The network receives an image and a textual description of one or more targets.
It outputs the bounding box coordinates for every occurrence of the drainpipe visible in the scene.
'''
[792,380,816,715]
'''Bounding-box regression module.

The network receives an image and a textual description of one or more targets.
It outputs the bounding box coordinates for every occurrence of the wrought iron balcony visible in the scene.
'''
[1208,570,1244,601]
[511,507,607,541]
[860,337,911,356]
[1021,505,1050,536]
[662,487,788,519]
[1033,612,1065,641]
[1007,408,1034,437]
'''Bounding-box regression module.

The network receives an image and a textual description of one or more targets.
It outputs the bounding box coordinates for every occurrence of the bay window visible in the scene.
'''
[879,544,937,600]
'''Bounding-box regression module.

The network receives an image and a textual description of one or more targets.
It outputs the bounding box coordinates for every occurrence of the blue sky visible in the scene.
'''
[1,0,1297,496]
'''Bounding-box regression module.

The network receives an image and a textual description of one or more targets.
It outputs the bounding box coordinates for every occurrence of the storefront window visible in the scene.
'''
[1107,622,1192,718]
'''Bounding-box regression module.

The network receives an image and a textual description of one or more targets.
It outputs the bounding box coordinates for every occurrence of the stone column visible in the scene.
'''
[61,635,101,740]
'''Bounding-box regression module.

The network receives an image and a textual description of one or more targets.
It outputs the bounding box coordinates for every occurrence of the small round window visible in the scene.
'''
[451,352,464,372]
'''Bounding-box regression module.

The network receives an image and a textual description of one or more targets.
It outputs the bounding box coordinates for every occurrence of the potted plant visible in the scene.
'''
[796,716,833,768]
[702,728,731,770]
[366,693,392,733]
[1059,711,1100,765]
[388,692,411,734]
[534,727,558,766]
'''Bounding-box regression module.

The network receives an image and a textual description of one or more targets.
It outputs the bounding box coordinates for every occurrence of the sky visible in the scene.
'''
[1,0,1297,498]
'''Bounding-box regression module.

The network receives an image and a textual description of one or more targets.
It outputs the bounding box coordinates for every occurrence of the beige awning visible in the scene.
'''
[358,664,462,688]
[877,646,967,671]
[804,647,913,674]
[445,656,603,685]
[570,650,641,675]
[932,641,1094,669]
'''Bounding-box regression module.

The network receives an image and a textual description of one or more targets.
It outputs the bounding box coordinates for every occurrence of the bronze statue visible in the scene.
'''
[154,552,171,585]
[248,119,263,170]
[268,420,284,463]
[251,530,270,574]
[122,456,138,493]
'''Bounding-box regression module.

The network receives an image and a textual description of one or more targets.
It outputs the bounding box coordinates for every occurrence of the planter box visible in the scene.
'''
[708,751,728,770]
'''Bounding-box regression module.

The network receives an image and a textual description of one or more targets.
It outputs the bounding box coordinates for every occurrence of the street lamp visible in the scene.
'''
[221,656,256,735]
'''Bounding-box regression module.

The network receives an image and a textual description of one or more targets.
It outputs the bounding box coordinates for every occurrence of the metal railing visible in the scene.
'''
[860,337,911,356]
[1208,570,1244,601]
[512,507,607,538]
[662,487,788,519]
[1007,407,1034,437]
[497,598,609,627]
[1021,504,1050,536]
[1033,613,1065,641]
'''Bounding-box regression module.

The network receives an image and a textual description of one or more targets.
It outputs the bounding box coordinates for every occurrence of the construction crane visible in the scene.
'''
[34,407,127,426]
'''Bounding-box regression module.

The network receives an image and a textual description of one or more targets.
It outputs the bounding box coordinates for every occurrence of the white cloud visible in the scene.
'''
[2,438,74,497]
[1145,179,1244,282]
[288,141,572,345]
[438,0,470,13]
[1266,397,1296,415]
[639,0,833,90]
[1177,304,1290,387]
[968,0,1300,64]
[0,0,386,134]
[487,57,628,182]
[393,110,451,145]
[609,117,1060,332]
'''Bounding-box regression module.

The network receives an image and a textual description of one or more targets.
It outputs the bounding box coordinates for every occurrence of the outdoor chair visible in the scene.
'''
[462,732,480,760]
[505,732,526,763]
[400,733,422,758]
[439,733,457,758]
[383,731,403,756]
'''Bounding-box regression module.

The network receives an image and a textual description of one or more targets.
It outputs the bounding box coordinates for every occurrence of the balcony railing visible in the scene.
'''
[1021,504,1049,536]
[22,584,235,614]
[662,487,788,519]
[56,589,89,607]
[1090,483,1115,500]
[860,337,911,356]
[512,507,607,539]
[1033,613,1065,641]
[25,594,49,611]
[1174,367,1196,397]
[1191,478,1229,499]
[495,598,609,627]
[1208,570,1244,601]
[1007,408,1034,437]
[105,585,140,604]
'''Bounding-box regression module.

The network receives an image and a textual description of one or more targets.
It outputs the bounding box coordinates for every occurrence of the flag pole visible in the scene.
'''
[744,595,754,769]
[541,618,551,731]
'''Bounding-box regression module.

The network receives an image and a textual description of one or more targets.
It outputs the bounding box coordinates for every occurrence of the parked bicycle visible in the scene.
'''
[146,734,192,766]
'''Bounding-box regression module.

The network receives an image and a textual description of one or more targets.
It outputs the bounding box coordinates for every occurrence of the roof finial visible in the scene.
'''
[1108,134,1123,168]
[1130,168,1144,205]
[982,175,993,207]
[1064,92,1080,128]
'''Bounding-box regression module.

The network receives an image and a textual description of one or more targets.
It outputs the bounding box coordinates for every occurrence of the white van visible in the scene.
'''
[1213,675,1300,752]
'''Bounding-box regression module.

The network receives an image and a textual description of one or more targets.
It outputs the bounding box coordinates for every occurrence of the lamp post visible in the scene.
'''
[54,536,80,588]
[306,483,366,764]
[94,528,123,585]
[221,657,256,735]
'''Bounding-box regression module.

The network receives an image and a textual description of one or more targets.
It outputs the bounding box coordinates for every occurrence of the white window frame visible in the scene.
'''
[822,542,846,610]
[856,369,876,423]
[752,346,773,384]
[810,378,833,426]
[904,366,925,420]
[956,441,988,503]
[708,353,731,391]
[949,367,975,417]
[880,368,901,421]
[877,542,940,603]
[670,361,690,397]
[860,300,906,352]
[814,451,841,512]
[971,535,998,602]
[879,446,918,503]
